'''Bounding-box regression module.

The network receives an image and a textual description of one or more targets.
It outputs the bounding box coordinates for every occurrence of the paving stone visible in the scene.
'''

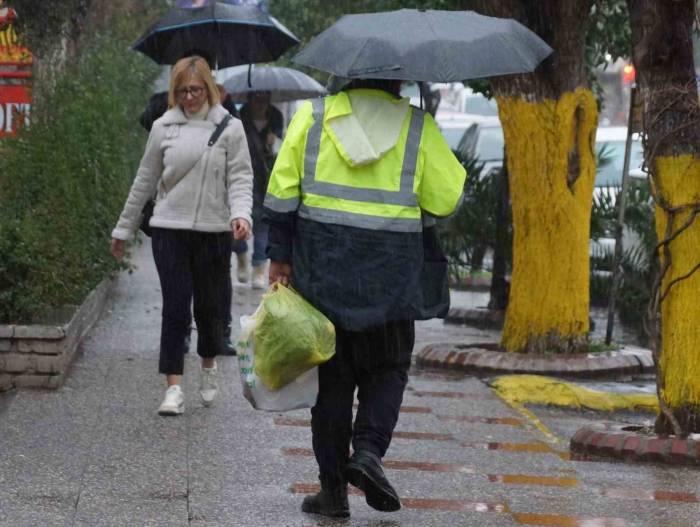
[3,240,700,527]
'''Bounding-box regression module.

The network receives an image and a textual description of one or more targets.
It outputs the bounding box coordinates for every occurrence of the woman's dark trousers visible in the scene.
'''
[151,228,232,375]
[311,319,414,488]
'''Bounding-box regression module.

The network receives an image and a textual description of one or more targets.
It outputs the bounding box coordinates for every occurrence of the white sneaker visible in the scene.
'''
[199,364,219,407]
[252,265,266,290]
[237,253,250,283]
[158,385,184,416]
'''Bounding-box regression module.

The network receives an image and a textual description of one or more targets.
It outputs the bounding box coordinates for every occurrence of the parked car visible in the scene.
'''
[436,111,497,152]
[594,126,645,188]
[453,87,499,117]
[455,119,504,175]
[590,127,648,263]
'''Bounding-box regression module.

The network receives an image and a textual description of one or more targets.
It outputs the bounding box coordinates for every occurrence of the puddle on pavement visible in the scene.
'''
[460,441,555,454]
[513,512,629,526]
[293,484,509,514]
[487,474,579,487]
[600,488,698,503]
[409,389,493,400]
[436,415,522,426]
[402,498,509,513]
[392,430,453,441]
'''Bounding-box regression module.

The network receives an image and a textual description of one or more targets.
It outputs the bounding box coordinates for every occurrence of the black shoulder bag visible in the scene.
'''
[140,114,233,237]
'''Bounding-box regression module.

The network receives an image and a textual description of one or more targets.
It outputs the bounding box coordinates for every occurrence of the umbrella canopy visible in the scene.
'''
[222,65,326,102]
[134,2,299,68]
[293,9,552,83]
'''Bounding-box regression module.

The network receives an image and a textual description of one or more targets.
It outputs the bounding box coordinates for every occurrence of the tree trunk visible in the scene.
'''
[471,1,597,353]
[627,0,700,435]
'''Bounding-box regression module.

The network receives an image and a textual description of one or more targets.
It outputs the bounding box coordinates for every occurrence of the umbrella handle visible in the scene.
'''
[247,64,252,88]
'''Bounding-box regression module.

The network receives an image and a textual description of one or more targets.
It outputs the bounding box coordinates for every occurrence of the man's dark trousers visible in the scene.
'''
[311,319,415,487]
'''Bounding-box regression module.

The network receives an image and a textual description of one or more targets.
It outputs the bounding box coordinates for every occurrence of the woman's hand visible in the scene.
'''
[269,261,292,286]
[232,218,251,240]
[111,238,125,261]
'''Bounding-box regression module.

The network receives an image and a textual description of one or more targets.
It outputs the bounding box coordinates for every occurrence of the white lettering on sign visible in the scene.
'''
[0,102,31,133]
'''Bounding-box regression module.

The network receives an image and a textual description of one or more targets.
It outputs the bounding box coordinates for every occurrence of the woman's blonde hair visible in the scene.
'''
[168,55,220,109]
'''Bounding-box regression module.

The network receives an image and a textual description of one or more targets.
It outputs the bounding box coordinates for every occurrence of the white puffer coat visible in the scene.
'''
[112,104,253,240]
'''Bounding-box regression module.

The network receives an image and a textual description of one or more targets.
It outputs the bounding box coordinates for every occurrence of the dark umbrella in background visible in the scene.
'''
[134,1,298,68]
[222,65,326,102]
[293,9,552,82]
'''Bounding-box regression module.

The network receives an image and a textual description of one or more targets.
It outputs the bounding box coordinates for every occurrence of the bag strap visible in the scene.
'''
[208,114,233,147]
[156,114,234,195]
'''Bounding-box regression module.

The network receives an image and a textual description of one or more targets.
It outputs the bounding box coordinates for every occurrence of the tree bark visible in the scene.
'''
[627,0,700,435]
[470,1,597,353]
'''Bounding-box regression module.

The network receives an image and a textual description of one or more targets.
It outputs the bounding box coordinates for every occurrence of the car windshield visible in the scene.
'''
[475,126,504,161]
[441,127,467,150]
[595,140,645,186]
[463,95,498,116]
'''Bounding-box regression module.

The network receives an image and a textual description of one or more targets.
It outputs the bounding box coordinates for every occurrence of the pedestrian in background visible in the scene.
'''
[111,55,253,415]
[236,90,283,288]
[264,79,465,517]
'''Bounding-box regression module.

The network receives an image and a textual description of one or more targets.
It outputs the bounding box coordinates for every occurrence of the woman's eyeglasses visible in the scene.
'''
[176,85,205,99]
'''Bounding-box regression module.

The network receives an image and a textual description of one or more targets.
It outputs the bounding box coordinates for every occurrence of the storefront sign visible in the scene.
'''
[0,1,32,138]
[0,84,30,135]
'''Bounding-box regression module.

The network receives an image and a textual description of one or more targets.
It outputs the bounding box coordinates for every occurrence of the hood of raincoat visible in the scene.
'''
[324,89,411,167]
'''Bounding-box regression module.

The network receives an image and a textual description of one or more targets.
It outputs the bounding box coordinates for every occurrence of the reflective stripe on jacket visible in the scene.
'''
[264,89,466,229]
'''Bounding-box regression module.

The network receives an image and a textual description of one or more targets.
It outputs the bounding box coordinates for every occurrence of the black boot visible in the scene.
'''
[346,450,400,512]
[219,322,237,356]
[301,478,350,518]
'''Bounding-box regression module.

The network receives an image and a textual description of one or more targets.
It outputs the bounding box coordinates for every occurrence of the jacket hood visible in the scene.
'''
[159,103,230,126]
[325,89,410,167]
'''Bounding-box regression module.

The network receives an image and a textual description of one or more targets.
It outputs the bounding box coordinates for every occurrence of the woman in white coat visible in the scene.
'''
[110,56,253,415]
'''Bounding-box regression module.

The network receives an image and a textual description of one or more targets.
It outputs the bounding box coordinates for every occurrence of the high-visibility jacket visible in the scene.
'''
[264,89,466,330]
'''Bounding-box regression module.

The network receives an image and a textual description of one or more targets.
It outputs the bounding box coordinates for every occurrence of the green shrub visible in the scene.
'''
[438,156,510,285]
[589,179,656,344]
[0,32,158,323]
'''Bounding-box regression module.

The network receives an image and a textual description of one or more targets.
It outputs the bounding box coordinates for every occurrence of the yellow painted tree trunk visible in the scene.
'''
[497,89,598,353]
[653,156,700,431]
[628,0,700,434]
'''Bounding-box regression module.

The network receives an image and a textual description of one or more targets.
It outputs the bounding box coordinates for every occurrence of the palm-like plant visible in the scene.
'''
[437,155,510,286]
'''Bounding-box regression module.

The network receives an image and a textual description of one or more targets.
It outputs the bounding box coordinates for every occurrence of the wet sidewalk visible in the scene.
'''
[1,240,699,526]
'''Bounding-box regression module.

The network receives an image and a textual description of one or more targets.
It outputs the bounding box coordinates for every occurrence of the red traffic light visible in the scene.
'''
[622,64,635,84]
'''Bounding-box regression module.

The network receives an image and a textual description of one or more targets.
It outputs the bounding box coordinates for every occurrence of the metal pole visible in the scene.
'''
[605,85,637,345]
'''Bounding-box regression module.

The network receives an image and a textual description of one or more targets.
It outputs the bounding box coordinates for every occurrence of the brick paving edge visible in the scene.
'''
[415,342,654,379]
[570,424,700,467]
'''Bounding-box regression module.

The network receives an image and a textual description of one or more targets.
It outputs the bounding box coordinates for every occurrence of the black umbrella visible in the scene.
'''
[222,65,326,102]
[134,2,299,68]
[293,9,552,82]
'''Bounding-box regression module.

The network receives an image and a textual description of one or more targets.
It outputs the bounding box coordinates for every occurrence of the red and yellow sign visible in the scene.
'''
[0,83,30,135]
[0,0,32,138]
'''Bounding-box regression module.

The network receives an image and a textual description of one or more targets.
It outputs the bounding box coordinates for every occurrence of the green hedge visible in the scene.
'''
[0,33,157,323]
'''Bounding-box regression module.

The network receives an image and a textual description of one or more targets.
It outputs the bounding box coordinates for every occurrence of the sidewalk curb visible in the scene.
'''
[445,307,505,329]
[0,276,116,391]
[416,342,654,379]
[570,424,700,466]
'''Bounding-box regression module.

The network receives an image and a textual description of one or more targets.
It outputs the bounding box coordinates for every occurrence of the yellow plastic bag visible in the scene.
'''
[253,284,336,390]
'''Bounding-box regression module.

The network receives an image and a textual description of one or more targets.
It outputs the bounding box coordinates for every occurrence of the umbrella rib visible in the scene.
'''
[151,18,275,34]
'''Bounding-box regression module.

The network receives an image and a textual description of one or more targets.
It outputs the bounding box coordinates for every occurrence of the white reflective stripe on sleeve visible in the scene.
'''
[263,193,300,213]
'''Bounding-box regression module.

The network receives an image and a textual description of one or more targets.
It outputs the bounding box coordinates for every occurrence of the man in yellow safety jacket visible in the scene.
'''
[264,78,466,518]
